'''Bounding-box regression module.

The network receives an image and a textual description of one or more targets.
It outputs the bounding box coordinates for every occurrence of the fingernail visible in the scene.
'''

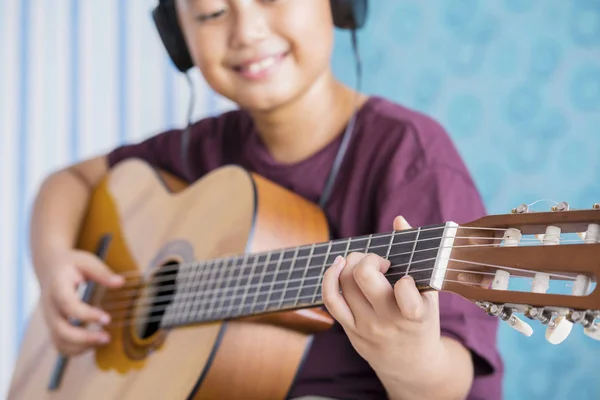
[99,313,110,325]
[400,277,423,318]
[99,333,110,344]
[110,275,124,285]
[332,256,345,268]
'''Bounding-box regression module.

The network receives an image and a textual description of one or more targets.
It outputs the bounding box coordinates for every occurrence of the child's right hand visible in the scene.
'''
[38,248,125,356]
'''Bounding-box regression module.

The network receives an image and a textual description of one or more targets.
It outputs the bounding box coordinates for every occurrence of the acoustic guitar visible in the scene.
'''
[7,159,600,399]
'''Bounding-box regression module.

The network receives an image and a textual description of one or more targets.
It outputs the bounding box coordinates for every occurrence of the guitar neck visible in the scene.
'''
[161,222,457,328]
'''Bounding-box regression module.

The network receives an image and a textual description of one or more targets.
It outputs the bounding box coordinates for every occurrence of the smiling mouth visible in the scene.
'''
[233,52,288,80]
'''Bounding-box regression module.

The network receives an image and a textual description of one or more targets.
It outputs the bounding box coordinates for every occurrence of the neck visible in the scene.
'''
[160,222,458,329]
[249,71,367,164]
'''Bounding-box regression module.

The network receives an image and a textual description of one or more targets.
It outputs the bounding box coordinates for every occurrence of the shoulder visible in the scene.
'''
[359,96,461,167]
[107,108,251,177]
[358,97,485,226]
[357,97,472,185]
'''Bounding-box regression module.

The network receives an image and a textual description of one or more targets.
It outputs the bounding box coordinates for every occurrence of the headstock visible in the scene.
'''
[445,201,600,345]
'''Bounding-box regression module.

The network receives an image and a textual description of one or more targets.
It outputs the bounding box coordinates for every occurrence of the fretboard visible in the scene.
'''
[161,222,456,328]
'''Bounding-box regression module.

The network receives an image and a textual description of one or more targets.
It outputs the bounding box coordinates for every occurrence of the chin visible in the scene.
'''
[224,83,302,113]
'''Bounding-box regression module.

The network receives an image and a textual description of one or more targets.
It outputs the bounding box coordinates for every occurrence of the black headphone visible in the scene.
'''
[152,0,368,72]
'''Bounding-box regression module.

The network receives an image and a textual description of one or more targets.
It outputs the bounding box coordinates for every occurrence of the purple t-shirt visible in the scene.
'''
[107,96,503,399]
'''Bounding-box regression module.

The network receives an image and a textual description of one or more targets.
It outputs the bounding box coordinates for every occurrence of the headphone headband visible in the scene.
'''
[153,0,367,72]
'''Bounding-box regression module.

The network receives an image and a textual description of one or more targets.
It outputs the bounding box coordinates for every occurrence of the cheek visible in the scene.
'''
[189,36,230,87]
[284,14,334,73]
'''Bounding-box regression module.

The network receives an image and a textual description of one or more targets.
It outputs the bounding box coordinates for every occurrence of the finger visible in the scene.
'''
[393,275,427,321]
[54,313,110,348]
[74,251,124,288]
[52,285,111,325]
[353,254,400,318]
[322,256,355,328]
[339,252,378,319]
[47,298,110,348]
[393,215,412,231]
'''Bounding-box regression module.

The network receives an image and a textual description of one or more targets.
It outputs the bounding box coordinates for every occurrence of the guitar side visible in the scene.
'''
[7,159,334,400]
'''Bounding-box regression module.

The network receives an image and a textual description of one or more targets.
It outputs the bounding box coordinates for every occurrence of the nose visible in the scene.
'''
[229,3,270,49]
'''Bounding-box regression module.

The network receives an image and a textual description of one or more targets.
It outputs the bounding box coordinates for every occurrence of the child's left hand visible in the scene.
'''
[321,216,444,377]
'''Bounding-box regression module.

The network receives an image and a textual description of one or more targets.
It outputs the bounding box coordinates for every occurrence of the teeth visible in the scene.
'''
[246,56,277,74]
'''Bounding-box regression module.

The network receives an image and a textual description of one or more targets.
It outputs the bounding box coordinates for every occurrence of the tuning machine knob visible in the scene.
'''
[567,310,600,341]
[479,302,533,337]
[551,201,569,212]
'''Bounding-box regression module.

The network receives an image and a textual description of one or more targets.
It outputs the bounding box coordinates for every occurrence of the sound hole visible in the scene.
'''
[136,261,180,340]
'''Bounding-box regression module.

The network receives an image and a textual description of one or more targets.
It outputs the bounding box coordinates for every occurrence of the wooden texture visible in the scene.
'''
[7,160,332,400]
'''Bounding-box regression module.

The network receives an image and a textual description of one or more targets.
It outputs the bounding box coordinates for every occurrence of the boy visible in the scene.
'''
[29,0,502,399]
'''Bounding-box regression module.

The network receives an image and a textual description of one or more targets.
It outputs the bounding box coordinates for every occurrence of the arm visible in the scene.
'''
[322,157,500,400]
[30,155,108,284]
[376,335,474,400]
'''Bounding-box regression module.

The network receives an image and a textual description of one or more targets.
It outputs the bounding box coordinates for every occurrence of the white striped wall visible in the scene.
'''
[0,1,233,396]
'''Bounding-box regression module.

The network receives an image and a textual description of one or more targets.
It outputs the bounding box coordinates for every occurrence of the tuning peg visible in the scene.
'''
[484,302,533,337]
[543,275,592,344]
[551,201,569,212]
[545,316,573,345]
[584,323,600,340]
[512,204,529,214]
[593,203,599,210]
[506,314,534,337]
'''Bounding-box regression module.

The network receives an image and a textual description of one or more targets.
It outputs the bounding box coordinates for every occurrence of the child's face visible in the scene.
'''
[176,0,335,111]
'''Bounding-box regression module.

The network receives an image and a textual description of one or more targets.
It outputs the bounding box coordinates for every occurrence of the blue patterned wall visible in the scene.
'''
[331,1,600,398]
[0,0,599,399]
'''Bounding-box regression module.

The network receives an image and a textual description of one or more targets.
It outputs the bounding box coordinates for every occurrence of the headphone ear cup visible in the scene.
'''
[330,0,367,30]
[152,2,194,72]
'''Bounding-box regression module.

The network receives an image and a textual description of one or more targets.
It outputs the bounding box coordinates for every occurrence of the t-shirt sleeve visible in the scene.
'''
[374,129,502,379]
[106,129,189,180]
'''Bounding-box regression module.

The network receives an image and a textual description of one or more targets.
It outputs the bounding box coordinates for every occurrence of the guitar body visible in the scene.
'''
[8,159,334,400]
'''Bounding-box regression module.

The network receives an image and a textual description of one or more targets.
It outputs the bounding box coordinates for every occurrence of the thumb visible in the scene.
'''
[74,251,124,288]
[393,215,412,231]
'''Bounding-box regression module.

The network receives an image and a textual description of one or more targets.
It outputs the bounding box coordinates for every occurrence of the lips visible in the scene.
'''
[232,52,288,80]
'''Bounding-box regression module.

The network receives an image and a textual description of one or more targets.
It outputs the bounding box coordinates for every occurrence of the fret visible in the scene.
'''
[246,251,271,315]
[385,229,420,288]
[408,225,446,288]
[226,254,248,317]
[385,231,395,258]
[262,251,284,313]
[405,227,421,277]
[167,260,204,326]
[309,241,332,305]
[276,247,299,311]
[185,261,205,323]
[369,233,394,258]
[176,264,193,325]
[312,239,351,303]
[210,258,231,319]
[213,256,239,318]
[386,225,446,288]
[293,244,315,307]
[174,262,197,326]
[194,259,221,321]
[279,246,311,309]
[236,254,260,317]
[204,257,234,321]
[347,235,370,253]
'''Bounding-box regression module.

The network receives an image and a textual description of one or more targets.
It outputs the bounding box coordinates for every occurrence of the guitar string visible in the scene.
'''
[106,225,511,280]
[105,264,581,330]
[106,234,577,293]
[98,237,585,308]
[99,254,586,326]
[105,276,479,329]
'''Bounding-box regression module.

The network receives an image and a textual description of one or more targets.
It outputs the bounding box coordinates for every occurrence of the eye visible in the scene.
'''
[195,8,226,22]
